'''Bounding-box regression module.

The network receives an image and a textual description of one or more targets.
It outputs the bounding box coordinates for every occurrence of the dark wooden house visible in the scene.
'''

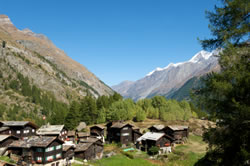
[63,144,75,164]
[36,124,68,141]
[0,121,38,139]
[106,122,134,145]
[132,126,142,143]
[8,136,64,165]
[0,135,18,148]
[0,127,11,135]
[148,125,165,133]
[136,132,174,152]
[164,125,189,142]
[75,140,103,160]
[90,125,105,137]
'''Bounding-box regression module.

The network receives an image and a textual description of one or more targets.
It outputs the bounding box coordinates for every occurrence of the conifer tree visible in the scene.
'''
[195,0,250,165]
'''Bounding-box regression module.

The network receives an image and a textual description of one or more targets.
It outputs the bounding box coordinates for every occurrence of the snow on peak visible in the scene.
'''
[189,50,212,63]
[146,50,216,77]
[146,62,184,77]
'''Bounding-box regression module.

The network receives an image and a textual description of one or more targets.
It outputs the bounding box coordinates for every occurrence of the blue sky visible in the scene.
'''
[1,0,218,86]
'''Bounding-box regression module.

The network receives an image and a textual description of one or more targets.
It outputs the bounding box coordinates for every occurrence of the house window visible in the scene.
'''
[56,145,62,150]
[56,153,62,159]
[122,133,129,136]
[46,155,53,161]
[116,133,120,136]
[26,130,30,133]
[45,147,54,152]
[36,156,43,162]
[32,129,35,133]
[16,130,20,134]
[36,148,43,152]
[123,127,128,130]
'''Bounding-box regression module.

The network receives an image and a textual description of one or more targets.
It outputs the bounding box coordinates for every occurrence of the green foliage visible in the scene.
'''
[200,0,249,50]
[134,107,146,122]
[148,146,159,156]
[65,101,81,130]
[195,0,250,165]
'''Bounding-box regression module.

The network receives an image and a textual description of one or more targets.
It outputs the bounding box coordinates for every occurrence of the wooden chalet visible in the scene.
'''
[0,121,37,139]
[36,124,68,141]
[0,135,18,148]
[136,132,174,153]
[106,121,134,145]
[132,126,142,143]
[90,125,105,137]
[8,136,64,165]
[62,144,75,164]
[75,139,103,160]
[164,125,189,142]
[148,125,165,133]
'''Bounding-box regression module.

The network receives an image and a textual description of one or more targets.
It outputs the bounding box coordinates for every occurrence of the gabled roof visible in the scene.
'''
[0,135,17,142]
[90,125,105,130]
[167,125,188,131]
[63,144,75,152]
[37,125,64,135]
[77,132,89,138]
[79,137,100,144]
[0,127,10,132]
[149,125,165,130]
[67,131,75,137]
[1,121,37,129]
[137,132,165,142]
[75,143,93,152]
[9,136,63,148]
[111,122,133,129]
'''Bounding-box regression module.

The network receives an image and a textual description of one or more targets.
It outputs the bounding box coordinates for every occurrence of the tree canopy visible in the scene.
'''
[195,0,250,165]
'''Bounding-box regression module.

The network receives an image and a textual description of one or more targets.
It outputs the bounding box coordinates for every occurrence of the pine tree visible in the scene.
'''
[65,101,80,130]
[195,0,250,165]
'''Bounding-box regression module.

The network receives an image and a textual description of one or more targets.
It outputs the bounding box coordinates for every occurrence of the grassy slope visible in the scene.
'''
[166,134,207,166]
[86,134,206,166]
[91,155,157,166]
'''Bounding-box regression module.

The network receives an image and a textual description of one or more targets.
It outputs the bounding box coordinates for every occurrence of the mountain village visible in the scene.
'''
[0,120,189,166]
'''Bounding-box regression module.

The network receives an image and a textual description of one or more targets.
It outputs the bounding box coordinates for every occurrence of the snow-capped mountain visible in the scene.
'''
[112,50,220,101]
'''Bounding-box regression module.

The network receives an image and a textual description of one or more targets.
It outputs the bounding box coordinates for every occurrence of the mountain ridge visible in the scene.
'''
[0,15,113,101]
[112,50,220,100]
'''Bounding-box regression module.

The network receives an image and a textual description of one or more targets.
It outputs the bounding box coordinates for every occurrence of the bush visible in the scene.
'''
[148,146,160,156]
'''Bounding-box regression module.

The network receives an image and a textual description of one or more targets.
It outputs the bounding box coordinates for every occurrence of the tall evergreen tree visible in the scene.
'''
[65,101,80,130]
[195,0,250,165]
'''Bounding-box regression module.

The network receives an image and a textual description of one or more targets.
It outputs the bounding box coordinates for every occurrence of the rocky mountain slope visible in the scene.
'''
[112,50,220,101]
[0,15,113,118]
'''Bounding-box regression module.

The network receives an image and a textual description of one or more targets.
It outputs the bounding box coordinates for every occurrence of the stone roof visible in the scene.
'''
[149,125,165,130]
[137,132,165,142]
[63,144,75,152]
[76,122,86,131]
[67,131,75,137]
[167,125,188,131]
[75,143,93,152]
[111,122,133,129]
[0,135,11,142]
[90,125,105,130]
[77,132,89,138]
[79,137,100,143]
[37,125,64,135]
[0,127,10,132]
[1,121,37,128]
[9,136,62,148]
